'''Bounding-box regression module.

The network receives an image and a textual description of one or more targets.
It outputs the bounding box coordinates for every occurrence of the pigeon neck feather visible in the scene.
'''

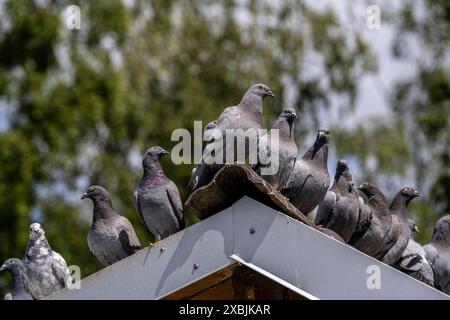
[335,170,353,193]
[143,161,166,180]
[93,197,115,221]
[272,117,295,140]
[239,92,263,118]
[26,236,51,259]
[389,194,411,219]
[302,141,329,167]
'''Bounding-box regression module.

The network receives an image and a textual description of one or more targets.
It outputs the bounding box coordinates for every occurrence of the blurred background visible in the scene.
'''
[0,0,449,296]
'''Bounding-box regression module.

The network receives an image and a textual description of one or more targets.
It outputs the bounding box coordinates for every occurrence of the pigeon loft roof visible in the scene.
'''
[48,165,450,300]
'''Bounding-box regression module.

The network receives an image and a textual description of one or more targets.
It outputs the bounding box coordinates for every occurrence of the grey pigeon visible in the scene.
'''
[81,185,142,266]
[23,223,71,299]
[350,183,408,265]
[188,120,218,190]
[190,84,275,191]
[0,258,33,300]
[135,146,185,241]
[390,187,434,286]
[257,108,298,190]
[315,160,360,242]
[281,129,331,215]
[424,215,450,294]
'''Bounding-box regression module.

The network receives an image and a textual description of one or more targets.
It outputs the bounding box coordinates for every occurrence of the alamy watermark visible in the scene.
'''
[366,5,381,30]
[366,265,381,290]
[65,5,81,30]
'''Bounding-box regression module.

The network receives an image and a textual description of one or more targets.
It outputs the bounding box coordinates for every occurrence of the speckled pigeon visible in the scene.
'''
[190,84,275,191]
[135,146,185,241]
[424,215,450,294]
[0,258,33,300]
[23,223,71,299]
[281,129,330,215]
[257,108,298,190]
[315,160,360,242]
[81,185,142,266]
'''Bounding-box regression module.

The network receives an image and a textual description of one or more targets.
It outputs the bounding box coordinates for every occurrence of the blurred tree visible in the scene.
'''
[332,0,450,243]
[0,0,376,296]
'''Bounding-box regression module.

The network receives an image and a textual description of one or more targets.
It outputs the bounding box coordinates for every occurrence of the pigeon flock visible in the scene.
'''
[1,83,449,299]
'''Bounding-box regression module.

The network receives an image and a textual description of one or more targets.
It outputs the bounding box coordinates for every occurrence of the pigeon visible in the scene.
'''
[315,160,360,242]
[424,215,450,294]
[188,120,218,190]
[349,183,406,265]
[190,84,275,191]
[23,223,71,299]
[257,108,298,190]
[396,226,435,287]
[135,146,185,241]
[281,129,331,215]
[380,189,414,266]
[0,258,33,300]
[81,185,142,267]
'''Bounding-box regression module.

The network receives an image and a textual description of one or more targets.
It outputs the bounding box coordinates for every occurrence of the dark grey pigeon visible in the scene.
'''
[315,160,360,242]
[257,108,298,190]
[81,185,142,267]
[351,194,373,243]
[376,188,416,266]
[281,129,330,216]
[0,258,33,300]
[424,215,450,294]
[190,84,275,191]
[23,223,71,300]
[390,188,433,285]
[188,120,218,190]
[349,183,396,262]
[135,146,185,241]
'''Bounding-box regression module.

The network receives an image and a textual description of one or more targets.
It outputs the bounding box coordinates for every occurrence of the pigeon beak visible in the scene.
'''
[414,225,420,233]
[414,191,421,197]
[292,112,298,119]
[267,90,275,98]
[0,264,5,272]
[81,193,89,200]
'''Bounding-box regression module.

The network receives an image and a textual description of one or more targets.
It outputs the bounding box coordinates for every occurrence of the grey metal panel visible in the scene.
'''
[231,196,449,300]
[50,196,450,300]
[50,207,234,300]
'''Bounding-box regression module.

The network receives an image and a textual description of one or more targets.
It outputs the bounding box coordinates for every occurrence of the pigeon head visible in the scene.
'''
[357,182,380,198]
[81,185,111,202]
[247,83,275,99]
[29,223,45,242]
[432,215,450,243]
[280,108,298,123]
[142,146,169,175]
[399,187,421,199]
[335,160,353,184]
[407,219,420,233]
[0,258,23,273]
[336,160,349,174]
[204,120,218,131]
[143,146,169,164]
[316,129,331,145]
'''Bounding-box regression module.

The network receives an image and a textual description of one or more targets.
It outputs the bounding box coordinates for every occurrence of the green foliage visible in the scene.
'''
[0,0,373,296]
